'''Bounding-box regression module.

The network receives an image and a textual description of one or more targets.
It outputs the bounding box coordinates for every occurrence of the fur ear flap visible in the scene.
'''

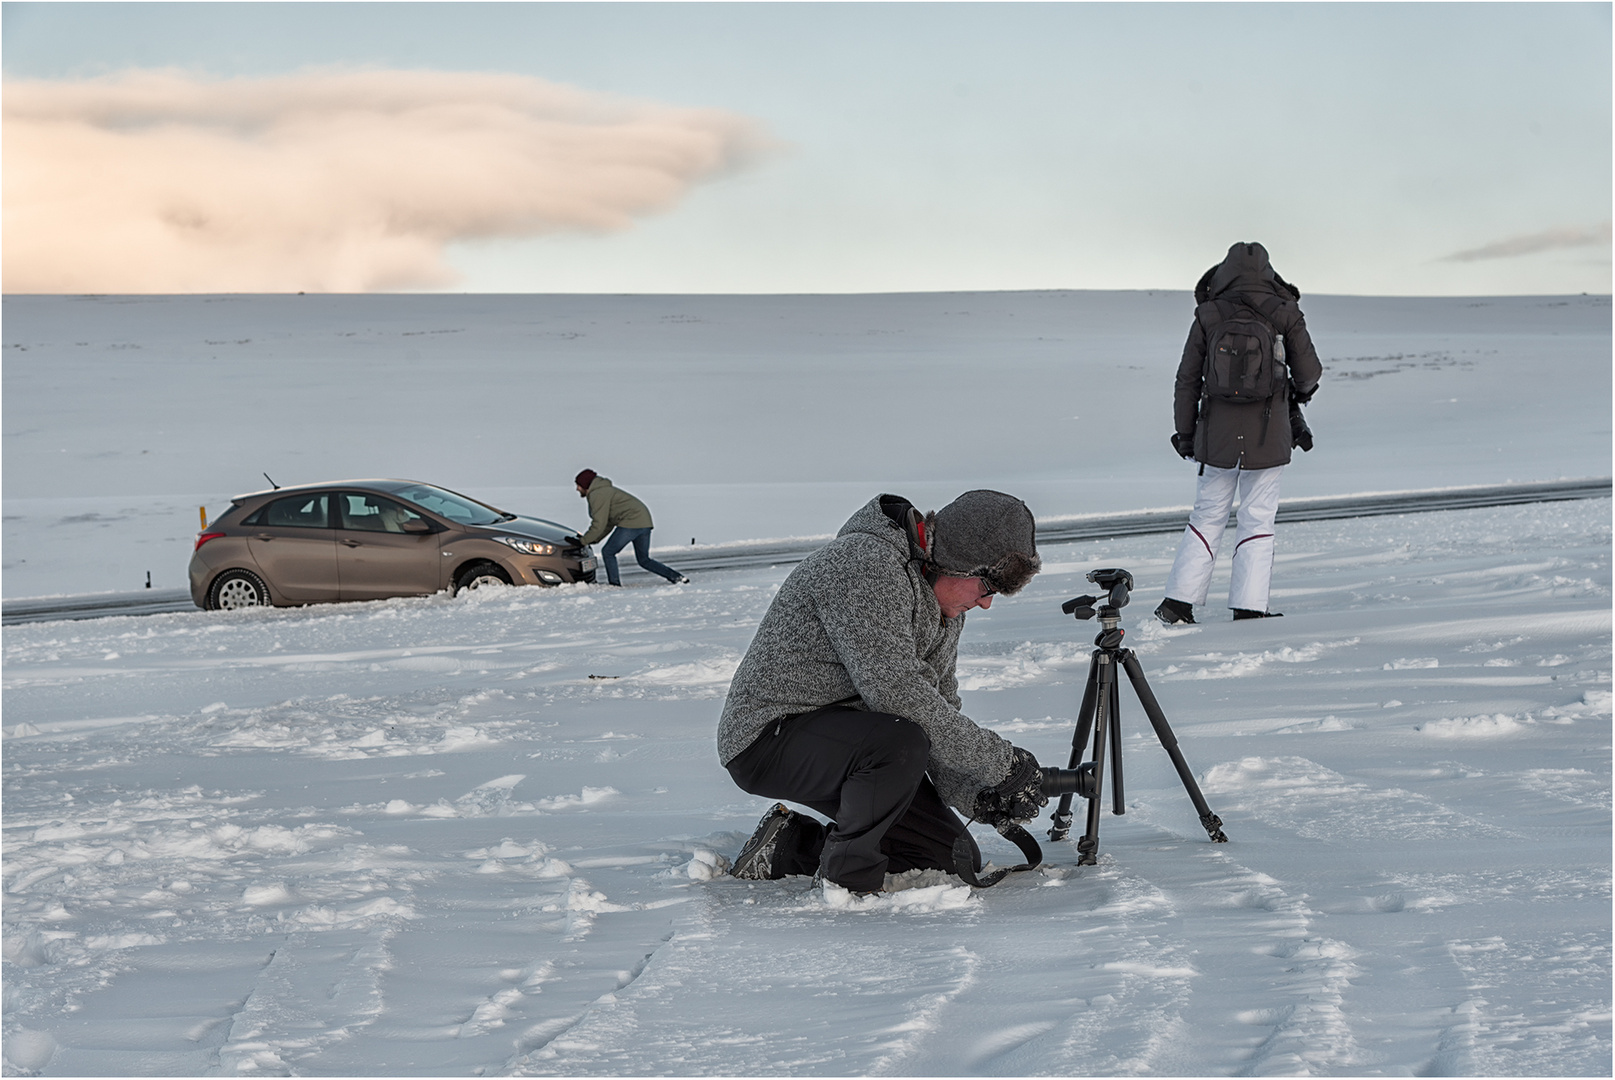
[982,550,1042,596]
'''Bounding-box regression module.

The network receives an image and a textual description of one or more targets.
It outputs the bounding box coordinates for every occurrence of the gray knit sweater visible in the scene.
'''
[717,496,1016,817]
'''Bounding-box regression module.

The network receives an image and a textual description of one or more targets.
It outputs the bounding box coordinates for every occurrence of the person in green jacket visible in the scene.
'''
[574,469,689,587]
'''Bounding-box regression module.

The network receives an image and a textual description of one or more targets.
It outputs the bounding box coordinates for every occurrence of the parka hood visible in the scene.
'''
[836,494,919,561]
[1195,242,1301,305]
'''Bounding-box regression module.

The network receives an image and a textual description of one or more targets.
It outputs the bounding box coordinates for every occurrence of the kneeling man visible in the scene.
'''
[717,490,1049,894]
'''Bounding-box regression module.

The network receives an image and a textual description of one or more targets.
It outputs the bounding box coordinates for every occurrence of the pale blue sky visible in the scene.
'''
[4,2,1610,295]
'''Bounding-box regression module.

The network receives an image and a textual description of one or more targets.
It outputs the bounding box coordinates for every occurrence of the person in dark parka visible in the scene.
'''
[1156,242,1324,624]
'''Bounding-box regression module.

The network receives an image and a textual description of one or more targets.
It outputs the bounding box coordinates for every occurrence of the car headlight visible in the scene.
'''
[493,536,559,556]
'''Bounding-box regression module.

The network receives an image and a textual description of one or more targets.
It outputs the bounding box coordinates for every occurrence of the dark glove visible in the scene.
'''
[1288,402,1314,452]
[1290,381,1317,405]
[974,746,1048,826]
[1170,432,1195,459]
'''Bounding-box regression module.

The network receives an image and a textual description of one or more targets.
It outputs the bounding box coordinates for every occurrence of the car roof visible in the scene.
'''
[232,478,417,501]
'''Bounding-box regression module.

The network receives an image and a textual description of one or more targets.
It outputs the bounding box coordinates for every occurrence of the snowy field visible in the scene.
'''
[1,291,1609,599]
[2,290,1611,1076]
[2,499,1609,1076]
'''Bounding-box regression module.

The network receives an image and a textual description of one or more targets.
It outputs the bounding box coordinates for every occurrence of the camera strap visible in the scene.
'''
[951,822,1044,888]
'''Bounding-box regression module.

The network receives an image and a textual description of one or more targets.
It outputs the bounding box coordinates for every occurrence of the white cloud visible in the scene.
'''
[2,68,774,292]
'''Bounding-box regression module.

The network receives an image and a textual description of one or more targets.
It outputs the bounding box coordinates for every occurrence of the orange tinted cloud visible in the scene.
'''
[3,68,772,292]
[1443,222,1613,263]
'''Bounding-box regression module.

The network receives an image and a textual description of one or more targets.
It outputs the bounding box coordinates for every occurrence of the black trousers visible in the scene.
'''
[726,706,980,892]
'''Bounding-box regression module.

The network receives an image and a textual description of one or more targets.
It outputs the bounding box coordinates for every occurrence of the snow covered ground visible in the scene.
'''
[3,498,1609,1076]
[2,290,1610,1075]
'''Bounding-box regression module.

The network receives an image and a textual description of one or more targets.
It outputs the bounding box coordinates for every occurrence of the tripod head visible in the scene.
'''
[1059,565,1136,632]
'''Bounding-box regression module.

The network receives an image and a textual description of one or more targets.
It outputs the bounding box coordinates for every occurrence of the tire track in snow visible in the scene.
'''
[1116,833,1370,1077]
[216,926,398,1075]
[500,928,676,1069]
[1439,932,1612,1075]
[506,873,987,1076]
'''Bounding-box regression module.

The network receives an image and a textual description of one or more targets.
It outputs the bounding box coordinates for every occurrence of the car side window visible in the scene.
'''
[340,493,427,534]
[244,494,330,529]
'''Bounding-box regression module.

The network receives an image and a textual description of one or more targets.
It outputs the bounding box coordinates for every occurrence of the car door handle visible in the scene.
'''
[254,534,274,541]
[341,538,362,547]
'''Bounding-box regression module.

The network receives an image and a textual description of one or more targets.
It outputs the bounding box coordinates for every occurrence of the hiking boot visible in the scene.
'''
[1231,609,1283,620]
[1155,598,1196,625]
[731,803,802,880]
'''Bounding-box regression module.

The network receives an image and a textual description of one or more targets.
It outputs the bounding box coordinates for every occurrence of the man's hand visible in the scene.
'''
[1170,432,1195,459]
[974,746,1048,826]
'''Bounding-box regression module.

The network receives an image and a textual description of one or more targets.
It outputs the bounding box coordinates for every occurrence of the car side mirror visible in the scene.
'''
[402,518,432,534]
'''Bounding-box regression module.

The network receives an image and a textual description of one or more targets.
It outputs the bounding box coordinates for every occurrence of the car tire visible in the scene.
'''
[453,562,511,596]
[208,569,271,611]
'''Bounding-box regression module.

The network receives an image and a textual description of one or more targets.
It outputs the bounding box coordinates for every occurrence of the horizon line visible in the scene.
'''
[3,288,1610,301]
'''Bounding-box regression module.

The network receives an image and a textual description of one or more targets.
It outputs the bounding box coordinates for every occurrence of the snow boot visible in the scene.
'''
[1232,609,1283,620]
[1155,598,1196,625]
[732,803,807,880]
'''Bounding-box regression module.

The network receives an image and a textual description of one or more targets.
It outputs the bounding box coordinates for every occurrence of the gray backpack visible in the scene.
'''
[1200,296,1287,404]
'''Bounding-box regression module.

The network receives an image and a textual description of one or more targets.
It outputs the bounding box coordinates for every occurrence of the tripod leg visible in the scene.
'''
[1120,651,1228,843]
[1108,675,1125,816]
[1077,654,1116,865]
[1049,651,1101,842]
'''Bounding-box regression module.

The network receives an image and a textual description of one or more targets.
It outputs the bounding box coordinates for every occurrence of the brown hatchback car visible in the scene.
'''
[190,479,597,610]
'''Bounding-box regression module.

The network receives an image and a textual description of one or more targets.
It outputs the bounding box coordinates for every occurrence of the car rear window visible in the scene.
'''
[244,493,330,529]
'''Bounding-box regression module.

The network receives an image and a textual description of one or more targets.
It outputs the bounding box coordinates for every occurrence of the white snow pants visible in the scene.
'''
[1164,464,1283,613]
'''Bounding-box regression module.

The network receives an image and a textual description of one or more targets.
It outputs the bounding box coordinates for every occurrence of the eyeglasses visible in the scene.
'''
[941,572,996,600]
[945,574,995,598]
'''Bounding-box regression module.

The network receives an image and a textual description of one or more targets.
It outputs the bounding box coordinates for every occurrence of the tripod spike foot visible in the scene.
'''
[1200,811,1228,843]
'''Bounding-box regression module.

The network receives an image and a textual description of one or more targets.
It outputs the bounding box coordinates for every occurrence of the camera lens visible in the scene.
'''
[1039,763,1096,799]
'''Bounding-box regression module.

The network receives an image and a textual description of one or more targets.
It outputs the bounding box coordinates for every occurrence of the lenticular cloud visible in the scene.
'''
[2,69,773,293]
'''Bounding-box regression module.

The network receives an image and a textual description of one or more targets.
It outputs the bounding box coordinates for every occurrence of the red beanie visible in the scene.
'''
[575,469,597,489]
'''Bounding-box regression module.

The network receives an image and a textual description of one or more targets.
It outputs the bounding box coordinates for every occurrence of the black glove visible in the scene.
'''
[1170,432,1195,459]
[565,535,586,548]
[1288,402,1314,452]
[1290,381,1317,405]
[974,746,1048,826]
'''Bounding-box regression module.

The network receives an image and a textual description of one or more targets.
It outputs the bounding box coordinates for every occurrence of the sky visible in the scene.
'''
[2,1,1611,296]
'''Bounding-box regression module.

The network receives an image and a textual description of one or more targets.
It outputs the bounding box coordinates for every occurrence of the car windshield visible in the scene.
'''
[391,484,512,526]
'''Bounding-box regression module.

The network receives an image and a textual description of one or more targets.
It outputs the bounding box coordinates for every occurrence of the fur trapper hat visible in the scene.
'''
[928,490,1041,595]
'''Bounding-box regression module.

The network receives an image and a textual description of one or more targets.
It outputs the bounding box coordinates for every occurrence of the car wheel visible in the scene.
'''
[454,562,511,595]
[208,569,271,611]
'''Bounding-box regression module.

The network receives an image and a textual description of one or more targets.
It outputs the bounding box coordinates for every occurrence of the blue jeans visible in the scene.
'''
[600,527,684,585]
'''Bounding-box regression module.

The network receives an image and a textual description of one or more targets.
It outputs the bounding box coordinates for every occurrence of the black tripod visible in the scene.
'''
[1045,569,1228,865]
